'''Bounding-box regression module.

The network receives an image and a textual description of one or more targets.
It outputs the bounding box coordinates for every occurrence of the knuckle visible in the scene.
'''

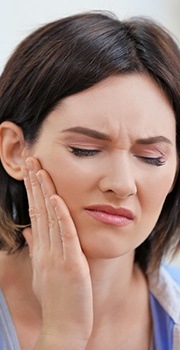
[48,216,56,229]
[30,178,38,188]
[29,206,46,219]
[58,212,71,222]
[35,206,46,217]
[29,207,36,219]
[60,230,73,243]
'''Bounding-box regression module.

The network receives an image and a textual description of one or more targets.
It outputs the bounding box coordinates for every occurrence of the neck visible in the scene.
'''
[0,247,41,316]
[0,247,147,327]
[89,252,134,296]
[86,252,141,321]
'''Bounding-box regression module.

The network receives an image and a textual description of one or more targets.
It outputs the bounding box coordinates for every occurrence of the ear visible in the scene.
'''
[0,121,27,180]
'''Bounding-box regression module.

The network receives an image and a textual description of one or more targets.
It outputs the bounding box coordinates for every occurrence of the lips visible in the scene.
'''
[85,205,134,226]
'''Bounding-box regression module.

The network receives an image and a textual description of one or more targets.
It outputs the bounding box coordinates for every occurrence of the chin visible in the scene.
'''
[81,243,134,260]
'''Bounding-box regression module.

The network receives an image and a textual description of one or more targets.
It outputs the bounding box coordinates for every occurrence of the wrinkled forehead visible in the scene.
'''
[42,74,176,145]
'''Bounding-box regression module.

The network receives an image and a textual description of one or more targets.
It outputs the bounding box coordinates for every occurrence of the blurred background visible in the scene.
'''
[0,0,179,266]
[0,0,179,73]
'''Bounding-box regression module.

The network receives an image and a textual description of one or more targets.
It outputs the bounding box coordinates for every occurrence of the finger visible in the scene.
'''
[26,157,50,250]
[21,164,38,243]
[50,195,83,261]
[36,170,63,255]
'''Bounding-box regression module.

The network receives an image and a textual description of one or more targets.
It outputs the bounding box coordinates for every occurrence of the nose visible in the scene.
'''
[98,152,137,199]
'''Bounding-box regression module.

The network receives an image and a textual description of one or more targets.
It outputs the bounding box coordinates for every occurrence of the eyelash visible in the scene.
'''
[137,156,165,167]
[70,147,100,157]
[70,147,165,166]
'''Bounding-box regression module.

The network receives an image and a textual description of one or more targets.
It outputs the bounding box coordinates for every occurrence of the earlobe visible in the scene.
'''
[0,121,26,180]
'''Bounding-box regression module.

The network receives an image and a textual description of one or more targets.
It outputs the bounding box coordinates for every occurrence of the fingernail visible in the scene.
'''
[21,166,28,178]
[26,158,34,170]
[36,171,43,184]
[50,196,57,208]
[36,172,46,196]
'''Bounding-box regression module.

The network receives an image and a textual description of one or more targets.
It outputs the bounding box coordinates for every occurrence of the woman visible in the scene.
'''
[0,12,179,350]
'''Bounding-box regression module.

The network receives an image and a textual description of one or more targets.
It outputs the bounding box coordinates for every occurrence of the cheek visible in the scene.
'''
[43,157,94,201]
[43,152,101,192]
[50,168,81,197]
[142,168,176,216]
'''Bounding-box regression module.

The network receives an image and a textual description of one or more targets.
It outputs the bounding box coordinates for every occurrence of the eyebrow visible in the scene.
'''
[62,127,172,145]
[136,136,172,145]
[62,127,111,141]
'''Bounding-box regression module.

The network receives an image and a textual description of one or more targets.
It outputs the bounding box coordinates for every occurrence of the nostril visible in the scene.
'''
[98,154,137,198]
[99,180,137,199]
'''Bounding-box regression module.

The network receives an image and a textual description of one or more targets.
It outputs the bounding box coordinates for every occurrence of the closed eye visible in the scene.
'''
[137,156,165,166]
[70,147,100,157]
[70,147,166,166]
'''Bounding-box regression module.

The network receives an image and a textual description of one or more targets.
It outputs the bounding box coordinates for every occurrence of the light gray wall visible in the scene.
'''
[0,0,179,73]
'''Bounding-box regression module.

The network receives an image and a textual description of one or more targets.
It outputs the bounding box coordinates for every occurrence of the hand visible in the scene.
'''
[22,157,93,349]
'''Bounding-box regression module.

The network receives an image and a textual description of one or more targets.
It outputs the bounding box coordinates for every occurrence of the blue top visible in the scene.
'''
[148,264,180,350]
[0,289,20,349]
[150,293,174,349]
[0,264,179,349]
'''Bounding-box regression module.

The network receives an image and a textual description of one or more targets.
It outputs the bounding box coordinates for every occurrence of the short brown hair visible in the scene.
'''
[0,12,179,272]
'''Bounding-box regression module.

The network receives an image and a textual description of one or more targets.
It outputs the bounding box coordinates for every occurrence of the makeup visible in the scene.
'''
[85,205,134,227]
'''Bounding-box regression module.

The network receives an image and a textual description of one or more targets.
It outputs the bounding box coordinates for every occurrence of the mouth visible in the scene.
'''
[84,205,134,227]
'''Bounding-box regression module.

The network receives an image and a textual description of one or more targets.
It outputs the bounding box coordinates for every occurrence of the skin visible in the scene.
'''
[0,73,177,349]
[29,73,177,260]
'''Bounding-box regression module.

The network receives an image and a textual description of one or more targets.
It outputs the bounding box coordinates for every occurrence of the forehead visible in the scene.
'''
[45,73,176,143]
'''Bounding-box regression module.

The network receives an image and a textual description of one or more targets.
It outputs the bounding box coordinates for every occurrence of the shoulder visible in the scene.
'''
[163,263,180,285]
[0,289,20,349]
[148,264,180,324]
[148,264,180,349]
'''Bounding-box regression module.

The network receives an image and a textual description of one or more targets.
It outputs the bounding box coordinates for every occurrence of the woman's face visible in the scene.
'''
[28,74,177,259]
